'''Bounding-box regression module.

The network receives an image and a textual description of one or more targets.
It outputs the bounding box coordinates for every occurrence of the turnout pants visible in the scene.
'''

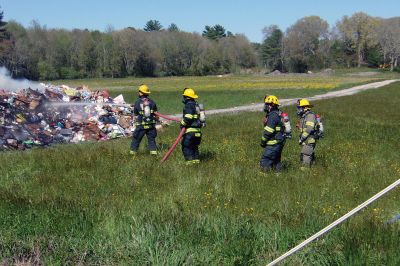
[130,125,157,152]
[260,143,284,172]
[181,132,201,162]
[300,143,316,166]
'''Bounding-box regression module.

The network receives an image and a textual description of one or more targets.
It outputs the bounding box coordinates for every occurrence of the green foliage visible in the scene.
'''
[0,7,7,37]
[0,81,399,264]
[1,21,256,80]
[37,60,59,80]
[336,12,380,67]
[202,24,227,40]
[393,67,400,73]
[134,52,156,77]
[144,20,163,32]
[59,67,81,79]
[199,46,225,74]
[366,46,382,67]
[167,23,179,32]
[0,6,11,64]
[261,26,283,71]
[1,12,399,79]
[330,39,357,68]
[0,8,8,43]
[160,32,201,75]
[287,58,308,73]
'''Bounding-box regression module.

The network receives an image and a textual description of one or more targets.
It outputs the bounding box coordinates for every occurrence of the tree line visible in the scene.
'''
[261,13,400,73]
[0,9,399,80]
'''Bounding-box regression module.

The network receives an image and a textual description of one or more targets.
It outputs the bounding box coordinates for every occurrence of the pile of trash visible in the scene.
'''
[0,84,145,151]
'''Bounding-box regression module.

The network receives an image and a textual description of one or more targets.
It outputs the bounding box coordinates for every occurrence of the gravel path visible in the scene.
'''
[162,80,398,121]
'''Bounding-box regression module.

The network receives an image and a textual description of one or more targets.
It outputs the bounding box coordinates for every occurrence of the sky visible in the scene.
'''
[2,0,399,42]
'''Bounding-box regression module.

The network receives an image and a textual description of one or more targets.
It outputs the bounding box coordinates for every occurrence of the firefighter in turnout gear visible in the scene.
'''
[260,95,286,172]
[180,88,204,164]
[296,98,318,167]
[130,85,159,156]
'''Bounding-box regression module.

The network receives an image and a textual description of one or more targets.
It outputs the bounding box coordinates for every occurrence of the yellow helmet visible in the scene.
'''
[182,87,198,99]
[297,99,313,107]
[138,84,150,94]
[264,95,279,105]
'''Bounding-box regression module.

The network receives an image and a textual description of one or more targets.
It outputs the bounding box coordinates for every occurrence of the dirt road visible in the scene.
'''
[163,80,398,121]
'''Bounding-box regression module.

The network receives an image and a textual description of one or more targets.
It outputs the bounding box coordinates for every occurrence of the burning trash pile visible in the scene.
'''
[0,84,145,151]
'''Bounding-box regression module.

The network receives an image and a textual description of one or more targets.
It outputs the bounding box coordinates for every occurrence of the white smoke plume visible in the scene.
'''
[0,67,44,91]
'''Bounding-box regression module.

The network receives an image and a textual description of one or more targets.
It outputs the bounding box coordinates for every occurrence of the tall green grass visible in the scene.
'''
[0,83,399,264]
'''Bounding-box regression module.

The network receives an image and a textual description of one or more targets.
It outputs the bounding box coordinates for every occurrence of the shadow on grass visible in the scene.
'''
[199,151,216,161]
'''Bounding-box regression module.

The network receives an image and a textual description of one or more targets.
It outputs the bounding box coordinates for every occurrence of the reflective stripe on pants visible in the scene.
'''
[260,143,284,171]
[301,143,316,166]
[181,132,202,161]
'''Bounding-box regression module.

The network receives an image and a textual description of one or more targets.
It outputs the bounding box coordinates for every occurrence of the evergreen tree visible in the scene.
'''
[144,20,163,32]
[202,24,227,40]
[167,23,179,32]
[0,7,8,41]
[0,7,11,68]
[261,26,283,70]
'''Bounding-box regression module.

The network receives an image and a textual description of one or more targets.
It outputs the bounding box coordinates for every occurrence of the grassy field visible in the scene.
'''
[0,79,399,264]
[52,70,399,114]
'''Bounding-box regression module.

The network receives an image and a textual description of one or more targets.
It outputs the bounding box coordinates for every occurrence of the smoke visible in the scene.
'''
[0,67,44,91]
[47,102,130,107]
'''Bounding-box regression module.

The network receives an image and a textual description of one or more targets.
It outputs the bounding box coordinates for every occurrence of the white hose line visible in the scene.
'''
[267,178,400,266]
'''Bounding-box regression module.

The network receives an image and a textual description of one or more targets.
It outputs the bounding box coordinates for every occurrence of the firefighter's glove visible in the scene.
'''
[260,140,267,148]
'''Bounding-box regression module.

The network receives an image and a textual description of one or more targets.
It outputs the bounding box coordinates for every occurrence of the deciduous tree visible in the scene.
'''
[337,12,379,67]
[376,17,400,70]
[285,16,329,72]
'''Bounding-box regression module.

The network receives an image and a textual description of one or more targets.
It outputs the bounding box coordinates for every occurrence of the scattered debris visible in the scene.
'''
[0,84,155,151]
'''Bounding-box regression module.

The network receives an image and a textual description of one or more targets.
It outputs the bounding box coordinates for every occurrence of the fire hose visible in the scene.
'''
[154,112,185,162]
[267,178,400,266]
[111,109,183,161]
[26,100,187,160]
[148,112,184,162]
[161,127,186,163]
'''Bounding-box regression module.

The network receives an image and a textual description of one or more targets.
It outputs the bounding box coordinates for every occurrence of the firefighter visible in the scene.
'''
[260,95,286,172]
[130,84,159,156]
[180,88,203,164]
[296,98,317,167]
